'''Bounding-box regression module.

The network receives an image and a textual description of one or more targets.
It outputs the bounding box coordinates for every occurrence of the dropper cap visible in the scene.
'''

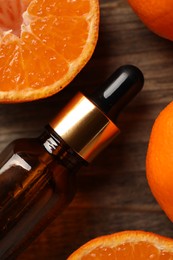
[50,65,144,162]
[90,64,144,115]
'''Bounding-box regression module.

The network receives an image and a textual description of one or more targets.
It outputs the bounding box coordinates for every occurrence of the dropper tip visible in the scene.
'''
[122,64,144,90]
[90,64,144,115]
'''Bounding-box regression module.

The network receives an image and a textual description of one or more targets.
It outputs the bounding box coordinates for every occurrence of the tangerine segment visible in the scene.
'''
[0,35,27,91]
[21,32,69,89]
[30,16,89,61]
[28,0,90,17]
[68,231,173,260]
[0,0,99,102]
[82,243,172,259]
[0,0,22,34]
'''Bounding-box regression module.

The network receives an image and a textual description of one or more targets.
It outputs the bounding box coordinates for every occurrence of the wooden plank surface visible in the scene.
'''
[1,0,173,259]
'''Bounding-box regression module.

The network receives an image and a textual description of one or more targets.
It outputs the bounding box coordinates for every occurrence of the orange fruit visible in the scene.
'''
[67,230,173,259]
[0,0,99,103]
[146,101,173,222]
[127,0,173,41]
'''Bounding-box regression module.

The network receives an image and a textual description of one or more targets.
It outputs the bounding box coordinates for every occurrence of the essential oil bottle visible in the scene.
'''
[0,65,144,259]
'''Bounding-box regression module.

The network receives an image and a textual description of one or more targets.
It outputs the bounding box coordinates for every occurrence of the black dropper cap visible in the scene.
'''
[89,65,144,116]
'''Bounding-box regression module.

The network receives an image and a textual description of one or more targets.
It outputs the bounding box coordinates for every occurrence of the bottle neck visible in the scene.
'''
[39,125,87,170]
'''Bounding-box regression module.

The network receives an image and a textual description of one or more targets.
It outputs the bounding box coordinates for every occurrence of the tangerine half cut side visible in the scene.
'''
[67,230,173,259]
[0,0,99,102]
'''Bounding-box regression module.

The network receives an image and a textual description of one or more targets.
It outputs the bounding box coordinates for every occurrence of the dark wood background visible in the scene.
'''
[1,0,173,259]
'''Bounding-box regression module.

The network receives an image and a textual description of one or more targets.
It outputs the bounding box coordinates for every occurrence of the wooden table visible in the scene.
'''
[1,0,173,259]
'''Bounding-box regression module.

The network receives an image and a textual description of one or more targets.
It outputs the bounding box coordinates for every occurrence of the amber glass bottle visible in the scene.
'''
[0,65,144,259]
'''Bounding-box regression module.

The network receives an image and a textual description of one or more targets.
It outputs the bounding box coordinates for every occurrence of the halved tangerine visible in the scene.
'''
[68,230,173,259]
[0,0,99,102]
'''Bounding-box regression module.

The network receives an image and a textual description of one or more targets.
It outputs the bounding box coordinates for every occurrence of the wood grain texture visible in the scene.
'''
[1,0,173,259]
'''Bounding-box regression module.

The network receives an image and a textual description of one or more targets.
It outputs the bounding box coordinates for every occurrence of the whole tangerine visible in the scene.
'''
[128,0,173,41]
[146,101,173,222]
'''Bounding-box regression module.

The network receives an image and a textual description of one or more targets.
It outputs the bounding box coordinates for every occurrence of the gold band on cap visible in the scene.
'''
[50,93,119,162]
